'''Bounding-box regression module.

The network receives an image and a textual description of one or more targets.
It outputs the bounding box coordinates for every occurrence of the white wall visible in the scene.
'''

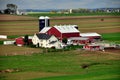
[4,41,15,45]
[32,34,62,49]
[0,35,7,39]
[32,34,39,45]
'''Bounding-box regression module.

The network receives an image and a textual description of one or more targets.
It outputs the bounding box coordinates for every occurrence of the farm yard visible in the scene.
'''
[0,14,120,80]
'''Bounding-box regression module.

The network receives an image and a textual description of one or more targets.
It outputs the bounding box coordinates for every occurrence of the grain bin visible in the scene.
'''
[39,16,50,31]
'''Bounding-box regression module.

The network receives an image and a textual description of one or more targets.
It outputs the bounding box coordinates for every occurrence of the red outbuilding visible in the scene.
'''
[15,37,25,46]
[15,37,32,46]
[67,37,89,45]
[83,44,102,51]
[47,25,80,40]
[80,33,101,42]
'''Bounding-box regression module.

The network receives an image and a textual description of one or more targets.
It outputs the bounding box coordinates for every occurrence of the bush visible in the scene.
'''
[66,45,83,50]
[0,41,3,45]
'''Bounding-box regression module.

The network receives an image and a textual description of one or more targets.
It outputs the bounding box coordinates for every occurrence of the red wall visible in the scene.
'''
[73,40,89,44]
[15,37,25,45]
[80,36,101,39]
[15,37,32,45]
[47,27,61,39]
[62,33,80,39]
[47,27,80,40]
[84,45,100,50]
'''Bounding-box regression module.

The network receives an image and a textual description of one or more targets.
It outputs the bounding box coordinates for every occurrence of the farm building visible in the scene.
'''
[4,41,15,45]
[47,25,80,40]
[38,16,79,41]
[15,37,25,46]
[94,42,116,49]
[83,44,103,51]
[0,35,7,39]
[67,37,89,45]
[39,16,50,31]
[32,33,62,49]
[80,33,101,42]
[37,16,103,48]
[39,27,51,33]
[15,37,32,46]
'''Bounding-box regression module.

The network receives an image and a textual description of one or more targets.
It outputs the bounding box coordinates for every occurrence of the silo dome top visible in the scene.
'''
[39,16,45,19]
[45,16,50,19]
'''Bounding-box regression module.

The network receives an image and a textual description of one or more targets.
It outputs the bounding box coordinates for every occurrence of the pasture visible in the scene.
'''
[101,32,120,43]
[0,50,120,80]
[0,14,120,80]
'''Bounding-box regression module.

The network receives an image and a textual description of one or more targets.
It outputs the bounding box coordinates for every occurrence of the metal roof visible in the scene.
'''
[36,33,52,40]
[68,37,89,40]
[39,16,45,19]
[54,25,80,33]
[39,16,50,19]
[39,27,51,33]
[80,33,101,37]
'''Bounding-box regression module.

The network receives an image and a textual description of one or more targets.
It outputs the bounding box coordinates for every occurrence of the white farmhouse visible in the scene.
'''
[32,33,62,49]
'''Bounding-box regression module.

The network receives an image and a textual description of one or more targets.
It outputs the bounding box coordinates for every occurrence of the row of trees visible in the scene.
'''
[0,4,18,14]
[50,8,120,14]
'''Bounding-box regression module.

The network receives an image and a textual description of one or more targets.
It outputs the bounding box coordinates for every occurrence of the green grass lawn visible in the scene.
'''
[33,69,120,80]
[101,32,120,43]
[0,50,120,80]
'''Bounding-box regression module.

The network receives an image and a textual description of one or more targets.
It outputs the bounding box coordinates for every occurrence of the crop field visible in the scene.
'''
[0,14,120,80]
[0,14,120,35]
[27,12,120,17]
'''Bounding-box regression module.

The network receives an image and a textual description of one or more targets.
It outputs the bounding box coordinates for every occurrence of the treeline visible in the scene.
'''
[49,8,120,14]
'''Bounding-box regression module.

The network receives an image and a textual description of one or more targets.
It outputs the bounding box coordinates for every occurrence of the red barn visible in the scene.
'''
[47,25,80,40]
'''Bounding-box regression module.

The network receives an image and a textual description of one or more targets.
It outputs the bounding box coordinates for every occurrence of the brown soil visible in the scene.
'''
[0,72,67,80]
[105,48,120,54]
[51,16,120,20]
[0,45,42,56]
[0,14,37,21]
[0,14,120,35]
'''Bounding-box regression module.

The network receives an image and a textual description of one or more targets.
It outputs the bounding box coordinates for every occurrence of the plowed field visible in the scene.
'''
[0,14,120,35]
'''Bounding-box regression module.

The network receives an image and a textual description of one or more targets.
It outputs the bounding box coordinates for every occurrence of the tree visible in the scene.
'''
[24,35,29,45]
[6,4,18,14]
[4,9,12,14]
[62,38,67,44]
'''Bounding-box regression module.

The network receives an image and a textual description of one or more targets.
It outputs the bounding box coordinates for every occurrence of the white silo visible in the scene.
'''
[45,16,50,27]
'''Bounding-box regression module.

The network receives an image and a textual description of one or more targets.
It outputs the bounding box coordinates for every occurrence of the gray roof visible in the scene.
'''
[36,33,52,40]
[80,33,101,37]
[68,37,89,40]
